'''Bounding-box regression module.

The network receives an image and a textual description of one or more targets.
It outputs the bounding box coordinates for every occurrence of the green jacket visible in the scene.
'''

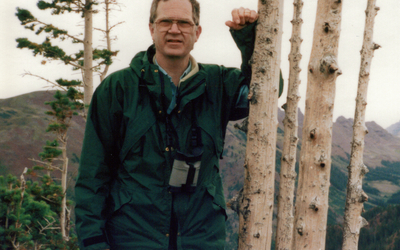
[75,25,256,250]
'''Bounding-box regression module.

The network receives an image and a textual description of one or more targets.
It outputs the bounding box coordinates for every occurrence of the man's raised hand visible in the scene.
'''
[225,7,258,30]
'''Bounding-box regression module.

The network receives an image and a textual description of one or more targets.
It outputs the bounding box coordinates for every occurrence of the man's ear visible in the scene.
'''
[195,25,202,42]
[149,23,155,41]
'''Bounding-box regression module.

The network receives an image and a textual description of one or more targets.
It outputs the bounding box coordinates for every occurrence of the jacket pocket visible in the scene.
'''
[119,112,156,163]
[108,180,133,215]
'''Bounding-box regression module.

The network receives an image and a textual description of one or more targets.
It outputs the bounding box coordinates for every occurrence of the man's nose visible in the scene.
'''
[168,23,181,33]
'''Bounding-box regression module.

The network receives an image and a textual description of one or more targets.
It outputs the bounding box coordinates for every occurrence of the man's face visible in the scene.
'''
[149,0,202,61]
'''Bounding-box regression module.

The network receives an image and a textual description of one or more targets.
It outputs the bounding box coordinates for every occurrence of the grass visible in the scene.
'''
[369,180,400,196]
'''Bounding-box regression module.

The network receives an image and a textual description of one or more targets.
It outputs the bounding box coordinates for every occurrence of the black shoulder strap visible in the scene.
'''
[138,68,203,156]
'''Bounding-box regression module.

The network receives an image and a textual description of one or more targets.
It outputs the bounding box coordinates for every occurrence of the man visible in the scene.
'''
[75,0,258,249]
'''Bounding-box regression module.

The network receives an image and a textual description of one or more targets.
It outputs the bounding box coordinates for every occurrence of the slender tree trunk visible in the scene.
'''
[84,0,94,109]
[237,0,284,249]
[60,139,69,241]
[275,0,303,249]
[342,1,380,249]
[100,0,111,82]
[11,170,27,250]
[292,0,342,249]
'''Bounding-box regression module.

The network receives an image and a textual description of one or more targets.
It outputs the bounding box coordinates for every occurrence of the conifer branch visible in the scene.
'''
[22,72,68,91]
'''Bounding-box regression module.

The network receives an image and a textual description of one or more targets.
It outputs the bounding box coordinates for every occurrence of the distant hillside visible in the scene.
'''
[320,116,400,168]
[221,109,400,204]
[1,91,400,249]
[0,91,85,178]
[326,204,400,250]
[387,120,400,137]
[222,110,400,249]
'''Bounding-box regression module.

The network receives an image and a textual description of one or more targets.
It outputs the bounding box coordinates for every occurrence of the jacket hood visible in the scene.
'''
[129,45,156,77]
[129,45,200,83]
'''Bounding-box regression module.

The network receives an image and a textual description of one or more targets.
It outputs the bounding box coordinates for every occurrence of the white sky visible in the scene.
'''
[1,0,399,128]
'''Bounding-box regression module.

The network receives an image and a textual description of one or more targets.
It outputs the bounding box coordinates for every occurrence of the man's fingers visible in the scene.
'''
[244,9,258,23]
[249,10,258,23]
[238,7,246,24]
[225,20,243,30]
[244,8,251,21]
[228,7,258,30]
[231,8,240,24]
[225,20,235,29]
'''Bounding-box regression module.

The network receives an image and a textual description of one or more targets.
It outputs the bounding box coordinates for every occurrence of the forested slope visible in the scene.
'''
[326,204,400,250]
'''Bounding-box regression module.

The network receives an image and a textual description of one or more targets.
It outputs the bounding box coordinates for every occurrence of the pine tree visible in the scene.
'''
[15,0,120,111]
[15,0,121,242]
[29,89,84,240]
[0,173,79,249]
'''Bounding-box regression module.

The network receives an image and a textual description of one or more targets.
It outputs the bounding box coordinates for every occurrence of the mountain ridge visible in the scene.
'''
[387,120,400,137]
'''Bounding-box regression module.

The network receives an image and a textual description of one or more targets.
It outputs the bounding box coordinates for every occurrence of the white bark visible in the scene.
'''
[237,0,284,249]
[342,1,380,249]
[275,0,303,249]
[100,0,112,82]
[83,0,94,109]
[292,0,342,249]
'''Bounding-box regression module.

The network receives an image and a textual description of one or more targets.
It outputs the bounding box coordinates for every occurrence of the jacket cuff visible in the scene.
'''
[80,235,109,250]
[230,22,257,75]
[229,22,257,48]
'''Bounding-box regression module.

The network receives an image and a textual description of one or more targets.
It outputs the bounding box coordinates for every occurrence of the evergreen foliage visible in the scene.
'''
[359,204,400,250]
[330,158,348,192]
[15,8,36,25]
[325,204,400,250]
[366,161,400,184]
[15,3,117,73]
[14,0,120,246]
[0,174,79,249]
[39,140,62,162]
[387,190,400,205]
[44,90,84,131]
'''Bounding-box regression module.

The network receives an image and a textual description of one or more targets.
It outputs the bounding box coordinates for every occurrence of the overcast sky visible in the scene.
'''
[1,0,399,128]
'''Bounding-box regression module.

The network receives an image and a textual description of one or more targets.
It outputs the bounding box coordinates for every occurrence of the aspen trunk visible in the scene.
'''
[83,0,94,108]
[237,0,284,249]
[342,1,380,249]
[275,0,303,249]
[292,1,342,249]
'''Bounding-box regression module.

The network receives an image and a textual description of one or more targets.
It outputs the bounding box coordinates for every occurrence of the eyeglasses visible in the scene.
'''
[154,19,196,32]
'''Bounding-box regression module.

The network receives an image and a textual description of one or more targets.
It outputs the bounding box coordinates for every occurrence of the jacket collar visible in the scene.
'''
[130,45,201,81]
[131,45,207,113]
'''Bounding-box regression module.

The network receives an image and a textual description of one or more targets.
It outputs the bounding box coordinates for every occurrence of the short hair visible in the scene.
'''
[149,0,200,26]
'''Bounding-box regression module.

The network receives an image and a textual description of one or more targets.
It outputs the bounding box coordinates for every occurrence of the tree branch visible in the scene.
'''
[22,72,68,91]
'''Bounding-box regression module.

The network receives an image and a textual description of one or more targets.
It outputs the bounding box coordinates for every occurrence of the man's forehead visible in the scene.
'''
[155,2,193,22]
[156,0,193,15]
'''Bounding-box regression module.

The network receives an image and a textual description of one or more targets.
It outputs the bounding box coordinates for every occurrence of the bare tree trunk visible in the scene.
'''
[84,0,94,109]
[237,0,284,249]
[100,0,111,82]
[11,170,27,250]
[292,1,342,249]
[342,1,380,249]
[60,138,69,241]
[275,0,303,249]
